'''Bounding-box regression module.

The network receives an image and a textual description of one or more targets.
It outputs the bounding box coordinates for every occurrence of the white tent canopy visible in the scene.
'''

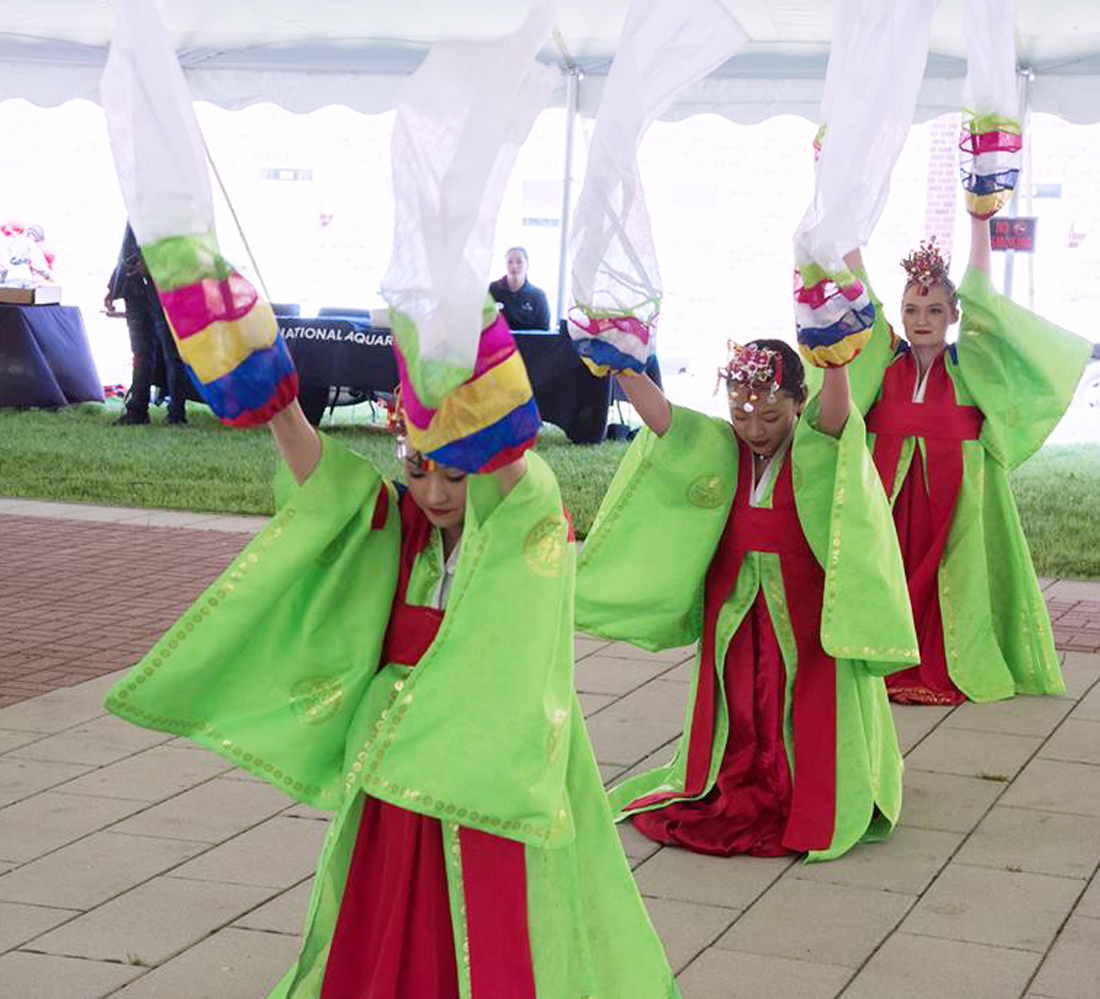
[3,0,1100,122]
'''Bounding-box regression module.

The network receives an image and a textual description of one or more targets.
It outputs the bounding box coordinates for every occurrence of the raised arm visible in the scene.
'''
[968,213,992,278]
[269,400,322,485]
[615,372,672,437]
[816,365,850,438]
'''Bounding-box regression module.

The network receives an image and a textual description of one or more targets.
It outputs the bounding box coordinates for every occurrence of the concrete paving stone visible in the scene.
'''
[922,781,989,842]
[610,740,680,785]
[574,635,611,660]
[793,825,963,896]
[1028,915,1100,999]
[171,815,326,889]
[902,862,1084,952]
[107,510,217,529]
[280,802,330,822]
[54,744,234,802]
[1076,876,1100,919]
[893,770,1007,840]
[0,756,94,808]
[1038,719,1100,765]
[0,687,107,734]
[598,641,697,665]
[610,679,693,727]
[574,654,672,696]
[31,875,279,966]
[676,947,852,999]
[1045,580,1100,603]
[716,877,912,968]
[585,709,684,768]
[840,932,1042,999]
[1059,651,1100,700]
[954,805,1100,879]
[181,515,265,534]
[1068,681,1100,721]
[577,692,616,717]
[891,703,954,755]
[0,900,80,953]
[232,879,311,935]
[0,790,146,863]
[662,660,694,683]
[643,897,739,974]
[107,926,299,999]
[618,820,662,863]
[6,714,174,766]
[109,775,293,843]
[1001,758,1100,817]
[941,695,1075,738]
[0,728,46,753]
[633,847,794,910]
[903,726,1043,781]
[0,831,206,910]
[0,951,144,998]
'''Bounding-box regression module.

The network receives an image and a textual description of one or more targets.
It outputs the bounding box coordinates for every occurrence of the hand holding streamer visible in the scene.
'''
[101,0,296,426]
[959,0,1022,219]
[381,7,557,472]
[794,0,935,369]
[568,0,748,377]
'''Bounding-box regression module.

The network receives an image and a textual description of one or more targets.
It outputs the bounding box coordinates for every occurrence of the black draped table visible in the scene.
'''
[0,303,104,408]
[279,316,611,443]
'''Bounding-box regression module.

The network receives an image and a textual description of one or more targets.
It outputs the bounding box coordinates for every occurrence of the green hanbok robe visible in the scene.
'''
[104,436,680,999]
[836,267,1091,702]
[576,404,918,861]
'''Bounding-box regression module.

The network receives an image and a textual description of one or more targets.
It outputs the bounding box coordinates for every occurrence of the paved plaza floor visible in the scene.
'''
[1,497,1099,999]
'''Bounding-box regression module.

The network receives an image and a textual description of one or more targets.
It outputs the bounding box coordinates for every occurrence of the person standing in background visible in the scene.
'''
[105,224,190,426]
[488,246,551,330]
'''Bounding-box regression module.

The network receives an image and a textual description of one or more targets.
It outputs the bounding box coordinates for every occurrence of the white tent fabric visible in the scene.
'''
[3,0,1100,122]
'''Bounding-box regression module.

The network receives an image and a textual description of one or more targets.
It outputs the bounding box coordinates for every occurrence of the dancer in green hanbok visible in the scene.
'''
[843,216,1091,704]
[576,341,918,861]
[105,396,679,999]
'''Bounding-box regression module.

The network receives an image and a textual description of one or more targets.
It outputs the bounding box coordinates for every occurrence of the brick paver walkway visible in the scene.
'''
[0,505,265,708]
[2,499,1099,999]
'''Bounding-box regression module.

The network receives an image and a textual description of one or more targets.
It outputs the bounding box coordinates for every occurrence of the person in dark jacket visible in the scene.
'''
[488,246,551,330]
[105,225,190,425]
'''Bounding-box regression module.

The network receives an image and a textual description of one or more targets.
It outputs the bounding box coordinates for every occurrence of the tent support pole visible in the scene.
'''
[556,67,580,327]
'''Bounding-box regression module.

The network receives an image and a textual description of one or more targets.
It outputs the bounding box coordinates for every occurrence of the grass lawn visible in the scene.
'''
[1,401,1097,578]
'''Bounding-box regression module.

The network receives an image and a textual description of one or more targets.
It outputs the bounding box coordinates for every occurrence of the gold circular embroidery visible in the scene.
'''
[524,516,567,578]
[791,464,804,491]
[289,676,344,725]
[686,474,726,509]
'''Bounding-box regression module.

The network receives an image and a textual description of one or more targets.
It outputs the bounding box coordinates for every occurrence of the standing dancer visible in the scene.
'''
[575,345,917,860]
[843,216,1089,704]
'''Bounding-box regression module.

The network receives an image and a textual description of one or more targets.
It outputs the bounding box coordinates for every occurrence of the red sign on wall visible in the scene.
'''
[990,217,1038,252]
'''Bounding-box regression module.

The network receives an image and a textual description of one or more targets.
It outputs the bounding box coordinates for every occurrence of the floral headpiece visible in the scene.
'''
[716,341,783,413]
[900,236,950,293]
[388,389,437,472]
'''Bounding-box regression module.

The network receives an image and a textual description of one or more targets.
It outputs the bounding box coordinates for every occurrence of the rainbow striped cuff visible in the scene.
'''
[395,310,540,473]
[567,309,653,377]
[142,232,297,425]
[959,115,1022,219]
[794,265,875,369]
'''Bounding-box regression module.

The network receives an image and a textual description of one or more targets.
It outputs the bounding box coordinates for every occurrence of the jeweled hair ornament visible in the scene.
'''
[389,388,437,472]
[716,341,783,413]
[900,236,950,294]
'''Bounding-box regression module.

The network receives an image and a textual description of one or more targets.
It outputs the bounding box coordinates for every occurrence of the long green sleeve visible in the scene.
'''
[955,266,1091,469]
[104,435,400,808]
[576,404,736,650]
